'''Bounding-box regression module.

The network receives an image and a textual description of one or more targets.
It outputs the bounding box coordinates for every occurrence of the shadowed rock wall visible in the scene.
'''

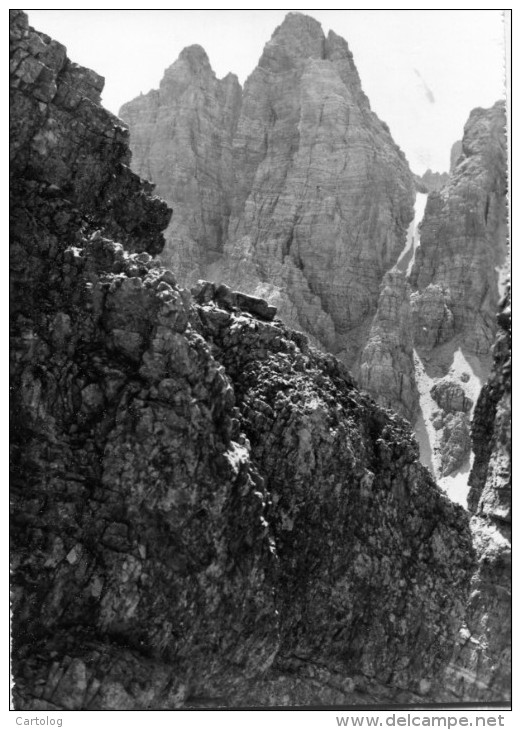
[443,293,511,700]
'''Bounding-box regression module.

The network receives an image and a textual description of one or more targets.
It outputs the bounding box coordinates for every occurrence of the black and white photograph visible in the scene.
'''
[9,5,511,721]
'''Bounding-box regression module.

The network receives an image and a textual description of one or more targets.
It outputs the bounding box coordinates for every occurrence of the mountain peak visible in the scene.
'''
[258,12,325,71]
[178,44,212,72]
[159,43,214,93]
[276,12,324,37]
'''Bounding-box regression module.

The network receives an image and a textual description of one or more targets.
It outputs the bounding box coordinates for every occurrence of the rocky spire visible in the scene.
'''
[257,12,325,71]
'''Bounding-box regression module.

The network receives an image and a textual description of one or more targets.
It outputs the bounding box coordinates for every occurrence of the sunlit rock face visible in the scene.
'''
[11,9,511,710]
[119,45,242,282]
[358,272,417,422]
[120,12,415,370]
[450,139,463,171]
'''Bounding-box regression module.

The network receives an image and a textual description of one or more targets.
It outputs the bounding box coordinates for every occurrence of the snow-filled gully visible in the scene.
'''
[391,191,483,507]
[393,192,428,275]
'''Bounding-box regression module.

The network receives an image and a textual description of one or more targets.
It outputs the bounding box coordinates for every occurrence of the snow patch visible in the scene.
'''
[447,347,483,415]
[412,349,438,475]
[413,346,483,507]
[437,455,474,508]
[495,258,510,301]
[223,441,250,475]
[392,192,428,276]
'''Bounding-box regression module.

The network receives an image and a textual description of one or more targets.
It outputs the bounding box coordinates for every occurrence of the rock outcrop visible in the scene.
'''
[450,140,463,172]
[410,101,508,357]
[444,293,511,701]
[119,46,241,282]
[358,272,417,421]
[120,12,416,370]
[415,169,450,194]
[467,291,511,521]
[10,10,510,709]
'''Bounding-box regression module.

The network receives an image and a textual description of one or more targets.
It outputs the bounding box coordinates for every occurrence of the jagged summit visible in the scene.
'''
[259,13,325,71]
[274,11,324,38]
[153,42,242,96]
[178,43,212,68]
[258,12,358,72]
[325,28,352,57]
[159,43,216,92]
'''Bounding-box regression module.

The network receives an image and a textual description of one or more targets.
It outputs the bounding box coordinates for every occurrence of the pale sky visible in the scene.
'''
[25,8,506,174]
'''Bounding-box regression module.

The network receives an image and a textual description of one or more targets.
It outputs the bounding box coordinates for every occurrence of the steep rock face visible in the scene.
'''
[358,272,417,421]
[410,101,508,357]
[119,46,242,282]
[450,140,463,172]
[444,294,511,701]
[467,293,511,519]
[120,13,415,369]
[10,10,504,709]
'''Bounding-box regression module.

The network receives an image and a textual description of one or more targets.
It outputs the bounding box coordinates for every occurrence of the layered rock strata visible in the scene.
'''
[119,45,241,282]
[10,10,511,709]
[120,12,416,369]
[358,272,417,421]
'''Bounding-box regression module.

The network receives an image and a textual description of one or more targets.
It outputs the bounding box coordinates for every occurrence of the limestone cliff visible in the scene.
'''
[120,12,415,369]
[358,272,417,421]
[10,10,510,708]
[119,46,241,283]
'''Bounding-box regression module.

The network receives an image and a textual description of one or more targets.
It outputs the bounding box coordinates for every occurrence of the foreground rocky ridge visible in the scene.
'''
[10,11,509,708]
